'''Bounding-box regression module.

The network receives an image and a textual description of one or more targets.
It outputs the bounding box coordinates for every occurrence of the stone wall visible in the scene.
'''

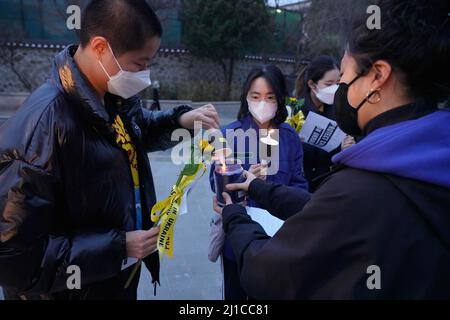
[0,43,297,101]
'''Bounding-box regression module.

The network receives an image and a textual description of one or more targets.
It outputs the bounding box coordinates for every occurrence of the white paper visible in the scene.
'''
[246,207,284,237]
[121,257,138,271]
[179,168,204,216]
[179,188,190,216]
[299,112,347,152]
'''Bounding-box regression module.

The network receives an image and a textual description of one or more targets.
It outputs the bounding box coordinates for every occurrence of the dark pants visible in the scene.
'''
[223,255,248,300]
[2,267,140,300]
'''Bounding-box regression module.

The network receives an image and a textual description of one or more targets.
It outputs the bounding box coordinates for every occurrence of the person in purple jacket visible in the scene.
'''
[209,65,308,300]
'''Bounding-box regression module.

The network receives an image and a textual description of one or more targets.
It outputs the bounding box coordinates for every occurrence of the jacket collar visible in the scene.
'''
[51,45,140,128]
[363,100,438,136]
[51,45,111,125]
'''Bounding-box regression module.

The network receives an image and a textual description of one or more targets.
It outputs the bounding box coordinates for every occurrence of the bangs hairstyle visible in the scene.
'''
[238,65,289,125]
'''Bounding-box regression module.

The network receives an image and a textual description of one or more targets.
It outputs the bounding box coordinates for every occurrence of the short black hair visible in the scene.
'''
[295,55,339,96]
[80,0,163,56]
[348,0,450,104]
[238,65,289,126]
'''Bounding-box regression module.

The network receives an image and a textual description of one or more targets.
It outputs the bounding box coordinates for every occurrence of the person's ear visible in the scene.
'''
[90,37,109,59]
[370,60,392,91]
[307,79,317,92]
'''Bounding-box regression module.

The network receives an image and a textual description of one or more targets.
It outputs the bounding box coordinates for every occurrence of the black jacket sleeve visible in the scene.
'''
[0,107,127,294]
[248,179,312,220]
[139,105,193,153]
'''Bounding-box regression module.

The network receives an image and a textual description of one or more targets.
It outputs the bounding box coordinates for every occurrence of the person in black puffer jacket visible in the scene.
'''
[0,0,219,300]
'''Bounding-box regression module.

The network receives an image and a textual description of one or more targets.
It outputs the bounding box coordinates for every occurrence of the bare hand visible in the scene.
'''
[249,160,268,181]
[126,227,160,259]
[341,135,356,150]
[226,170,257,193]
[213,193,233,215]
[179,104,220,130]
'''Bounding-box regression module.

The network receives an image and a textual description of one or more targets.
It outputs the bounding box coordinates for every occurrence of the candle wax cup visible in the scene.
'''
[214,163,246,207]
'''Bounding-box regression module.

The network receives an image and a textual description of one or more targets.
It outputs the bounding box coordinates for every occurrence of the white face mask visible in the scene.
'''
[314,84,339,105]
[247,99,278,124]
[98,43,151,99]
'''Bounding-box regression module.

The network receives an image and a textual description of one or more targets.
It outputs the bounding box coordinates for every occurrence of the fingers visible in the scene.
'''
[203,109,220,128]
[226,182,246,191]
[198,114,219,130]
[145,226,160,238]
[251,166,262,177]
[198,115,216,130]
[249,164,261,171]
[243,170,256,180]
[142,227,160,258]
[260,159,269,166]
[199,104,220,128]
[202,103,215,111]
[222,192,233,205]
[213,196,223,214]
[143,237,158,252]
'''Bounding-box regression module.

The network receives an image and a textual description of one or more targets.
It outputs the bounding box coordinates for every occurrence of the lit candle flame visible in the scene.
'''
[219,157,227,172]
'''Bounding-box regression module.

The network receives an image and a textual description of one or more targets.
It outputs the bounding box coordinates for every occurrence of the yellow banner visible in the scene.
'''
[151,163,206,260]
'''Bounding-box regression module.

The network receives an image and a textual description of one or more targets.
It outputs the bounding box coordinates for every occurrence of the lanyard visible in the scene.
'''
[112,115,143,230]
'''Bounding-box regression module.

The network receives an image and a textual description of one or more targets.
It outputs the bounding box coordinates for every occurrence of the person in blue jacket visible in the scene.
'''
[209,65,308,300]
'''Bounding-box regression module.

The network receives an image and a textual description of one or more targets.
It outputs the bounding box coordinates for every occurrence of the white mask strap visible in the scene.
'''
[106,43,123,72]
[97,42,123,79]
[98,59,112,79]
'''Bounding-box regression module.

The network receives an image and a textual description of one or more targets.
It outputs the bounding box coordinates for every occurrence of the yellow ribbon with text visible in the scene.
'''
[151,163,206,260]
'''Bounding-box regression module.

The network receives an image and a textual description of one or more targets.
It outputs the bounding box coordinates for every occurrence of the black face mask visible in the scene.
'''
[334,75,378,136]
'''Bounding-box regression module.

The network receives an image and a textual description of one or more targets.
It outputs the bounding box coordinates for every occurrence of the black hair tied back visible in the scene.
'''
[348,0,450,104]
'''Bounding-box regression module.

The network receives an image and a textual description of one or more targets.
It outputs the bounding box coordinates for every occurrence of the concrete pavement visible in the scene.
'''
[138,107,237,300]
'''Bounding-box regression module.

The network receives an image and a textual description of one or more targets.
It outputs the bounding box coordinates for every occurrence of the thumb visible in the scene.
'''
[222,192,233,205]
[146,226,160,238]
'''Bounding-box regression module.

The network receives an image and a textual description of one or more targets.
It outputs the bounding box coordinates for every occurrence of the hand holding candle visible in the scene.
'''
[213,170,257,215]
[249,159,269,181]
[214,159,246,207]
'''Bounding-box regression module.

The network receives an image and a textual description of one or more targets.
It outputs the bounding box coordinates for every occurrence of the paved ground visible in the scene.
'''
[138,157,223,300]
[1,103,238,300]
[138,108,236,300]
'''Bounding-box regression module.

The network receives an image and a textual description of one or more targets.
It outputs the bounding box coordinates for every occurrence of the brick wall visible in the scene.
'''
[0,43,297,102]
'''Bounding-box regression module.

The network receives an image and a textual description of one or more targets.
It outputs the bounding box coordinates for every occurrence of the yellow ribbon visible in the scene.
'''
[151,163,206,260]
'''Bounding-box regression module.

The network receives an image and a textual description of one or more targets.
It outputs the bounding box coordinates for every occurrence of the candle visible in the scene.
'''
[260,129,279,159]
[214,159,246,207]
[211,147,232,162]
